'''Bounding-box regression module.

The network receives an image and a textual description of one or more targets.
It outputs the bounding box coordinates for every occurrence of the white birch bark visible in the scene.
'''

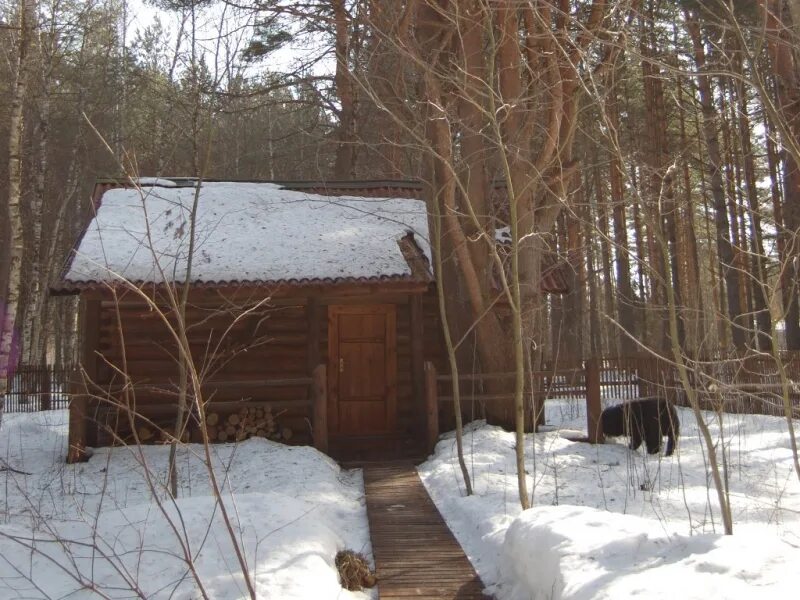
[24,73,50,365]
[1,0,37,425]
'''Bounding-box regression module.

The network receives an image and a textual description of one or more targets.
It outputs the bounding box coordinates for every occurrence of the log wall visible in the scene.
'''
[88,293,312,446]
[77,286,446,452]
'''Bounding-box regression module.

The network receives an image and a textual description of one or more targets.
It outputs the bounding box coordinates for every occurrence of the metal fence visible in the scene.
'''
[4,364,75,412]
[560,355,800,418]
[432,353,800,430]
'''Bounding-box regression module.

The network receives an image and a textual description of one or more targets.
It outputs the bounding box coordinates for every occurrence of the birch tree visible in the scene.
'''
[1,0,38,427]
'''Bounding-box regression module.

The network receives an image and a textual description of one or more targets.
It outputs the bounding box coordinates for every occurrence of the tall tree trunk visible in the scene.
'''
[411,0,515,437]
[731,49,772,350]
[761,0,800,349]
[594,152,616,355]
[424,73,510,383]
[640,8,671,353]
[333,0,357,178]
[563,210,585,364]
[457,1,491,288]
[690,76,727,348]
[550,216,566,361]
[675,72,706,353]
[764,100,791,339]
[685,14,746,349]
[455,1,494,371]
[586,168,602,357]
[721,83,753,345]
[25,62,51,365]
[608,73,638,354]
[1,0,37,424]
[494,0,533,509]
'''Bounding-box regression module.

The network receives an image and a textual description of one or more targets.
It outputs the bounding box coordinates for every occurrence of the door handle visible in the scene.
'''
[339,358,344,373]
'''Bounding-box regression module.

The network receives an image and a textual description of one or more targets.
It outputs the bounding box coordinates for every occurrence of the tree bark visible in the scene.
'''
[494,0,532,509]
[764,103,792,342]
[587,167,603,357]
[685,14,746,349]
[721,83,753,344]
[640,5,672,353]
[608,72,638,354]
[675,72,706,353]
[732,54,772,350]
[424,72,510,383]
[25,47,52,365]
[761,0,800,349]
[594,152,616,355]
[333,0,357,178]
[457,1,491,300]
[1,0,37,425]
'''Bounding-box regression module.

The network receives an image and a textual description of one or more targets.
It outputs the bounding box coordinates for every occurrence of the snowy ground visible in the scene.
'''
[0,411,373,599]
[4,403,798,599]
[419,399,800,599]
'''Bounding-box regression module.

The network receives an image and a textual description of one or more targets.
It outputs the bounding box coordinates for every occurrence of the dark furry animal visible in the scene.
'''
[601,398,680,456]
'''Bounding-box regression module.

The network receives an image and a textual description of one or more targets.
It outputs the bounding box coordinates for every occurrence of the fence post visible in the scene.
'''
[425,361,439,453]
[312,364,328,453]
[7,369,17,413]
[67,370,89,463]
[586,357,604,444]
[41,365,52,411]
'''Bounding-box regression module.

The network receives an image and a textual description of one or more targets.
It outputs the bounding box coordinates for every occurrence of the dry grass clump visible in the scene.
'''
[335,549,377,591]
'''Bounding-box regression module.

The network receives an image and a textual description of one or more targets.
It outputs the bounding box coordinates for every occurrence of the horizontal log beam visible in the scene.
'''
[104,398,313,418]
[205,399,312,411]
[101,377,313,395]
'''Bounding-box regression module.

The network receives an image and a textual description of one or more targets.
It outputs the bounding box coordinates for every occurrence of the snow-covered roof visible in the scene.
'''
[60,181,432,290]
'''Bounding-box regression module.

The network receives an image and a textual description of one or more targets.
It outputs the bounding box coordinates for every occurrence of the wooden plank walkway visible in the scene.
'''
[363,463,487,599]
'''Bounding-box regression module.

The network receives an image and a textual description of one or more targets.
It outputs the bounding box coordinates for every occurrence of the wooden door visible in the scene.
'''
[328,305,397,435]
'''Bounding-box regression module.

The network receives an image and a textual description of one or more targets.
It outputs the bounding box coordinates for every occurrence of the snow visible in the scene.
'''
[64,182,430,286]
[0,411,374,599]
[500,505,797,600]
[419,400,800,599]
[131,176,179,187]
[5,401,799,598]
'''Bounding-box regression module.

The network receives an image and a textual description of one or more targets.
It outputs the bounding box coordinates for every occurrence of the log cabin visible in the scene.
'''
[54,178,567,462]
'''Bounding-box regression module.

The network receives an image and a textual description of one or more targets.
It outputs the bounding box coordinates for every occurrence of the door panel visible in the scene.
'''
[337,400,389,435]
[338,314,386,341]
[340,342,386,400]
[328,305,396,435]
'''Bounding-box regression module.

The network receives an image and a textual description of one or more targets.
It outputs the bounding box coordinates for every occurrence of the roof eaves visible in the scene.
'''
[51,273,426,294]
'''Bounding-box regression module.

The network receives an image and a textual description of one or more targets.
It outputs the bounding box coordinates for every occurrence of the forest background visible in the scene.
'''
[2,0,800,436]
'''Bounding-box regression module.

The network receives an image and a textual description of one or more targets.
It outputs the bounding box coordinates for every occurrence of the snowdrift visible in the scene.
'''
[0,411,373,599]
[499,505,798,600]
[419,403,800,599]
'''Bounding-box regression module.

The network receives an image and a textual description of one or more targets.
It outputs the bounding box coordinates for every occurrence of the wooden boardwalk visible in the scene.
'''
[362,463,487,599]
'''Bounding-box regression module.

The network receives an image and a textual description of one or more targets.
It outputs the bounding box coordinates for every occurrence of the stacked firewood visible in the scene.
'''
[133,406,293,444]
[206,406,292,443]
